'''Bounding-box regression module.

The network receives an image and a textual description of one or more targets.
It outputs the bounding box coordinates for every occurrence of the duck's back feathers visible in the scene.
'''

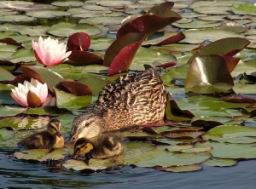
[95,68,167,131]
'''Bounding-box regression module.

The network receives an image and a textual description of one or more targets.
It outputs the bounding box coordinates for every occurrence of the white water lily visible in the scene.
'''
[11,79,48,107]
[32,36,71,67]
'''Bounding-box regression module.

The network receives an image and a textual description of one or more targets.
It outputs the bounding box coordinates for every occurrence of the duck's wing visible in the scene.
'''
[95,69,163,112]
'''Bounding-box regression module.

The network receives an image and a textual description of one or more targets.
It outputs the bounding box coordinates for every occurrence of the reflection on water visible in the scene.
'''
[0,151,255,189]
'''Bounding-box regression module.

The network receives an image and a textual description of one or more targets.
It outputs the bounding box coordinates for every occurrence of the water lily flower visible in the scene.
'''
[32,36,71,67]
[11,79,48,107]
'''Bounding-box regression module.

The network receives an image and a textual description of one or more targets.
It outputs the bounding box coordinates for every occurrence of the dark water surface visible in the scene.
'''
[0,150,255,189]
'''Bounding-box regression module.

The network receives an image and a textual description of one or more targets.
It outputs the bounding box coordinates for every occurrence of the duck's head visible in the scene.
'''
[69,113,104,145]
[47,118,62,137]
[73,138,94,160]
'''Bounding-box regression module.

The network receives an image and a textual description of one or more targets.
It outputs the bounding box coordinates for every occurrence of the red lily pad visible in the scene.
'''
[185,55,234,94]
[68,50,103,65]
[155,32,185,46]
[57,80,92,96]
[104,32,145,75]
[67,32,91,51]
[117,2,181,38]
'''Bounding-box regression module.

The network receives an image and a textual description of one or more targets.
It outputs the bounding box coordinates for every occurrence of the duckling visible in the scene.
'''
[17,118,64,151]
[72,134,123,161]
[70,68,167,143]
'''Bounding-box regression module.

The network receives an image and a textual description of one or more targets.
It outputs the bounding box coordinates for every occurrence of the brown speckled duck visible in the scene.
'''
[70,68,167,143]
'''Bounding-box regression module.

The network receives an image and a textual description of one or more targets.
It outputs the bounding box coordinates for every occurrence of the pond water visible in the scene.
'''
[0,149,256,189]
[1,0,256,188]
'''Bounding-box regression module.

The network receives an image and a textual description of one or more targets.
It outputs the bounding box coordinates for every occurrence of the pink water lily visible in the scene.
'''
[32,36,71,67]
[11,79,48,107]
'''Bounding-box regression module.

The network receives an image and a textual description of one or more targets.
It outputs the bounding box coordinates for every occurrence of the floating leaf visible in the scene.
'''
[21,66,64,89]
[54,88,92,111]
[208,142,256,159]
[185,55,234,94]
[0,67,15,81]
[232,3,256,16]
[14,149,65,162]
[160,164,202,173]
[63,159,115,171]
[0,115,49,130]
[161,128,204,139]
[47,22,101,38]
[57,80,92,96]
[165,94,194,122]
[204,158,237,167]
[68,51,103,66]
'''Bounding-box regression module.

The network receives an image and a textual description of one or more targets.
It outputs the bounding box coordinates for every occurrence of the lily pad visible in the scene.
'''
[160,164,202,173]
[47,22,101,38]
[209,142,256,159]
[27,10,70,19]
[63,159,115,171]
[185,55,234,94]
[204,158,237,167]
[232,3,256,16]
[14,148,65,162]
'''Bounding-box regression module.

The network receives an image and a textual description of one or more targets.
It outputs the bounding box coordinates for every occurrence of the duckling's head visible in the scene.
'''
[47,118,62,137]
[73,138,94,159]
[69,113,104,145]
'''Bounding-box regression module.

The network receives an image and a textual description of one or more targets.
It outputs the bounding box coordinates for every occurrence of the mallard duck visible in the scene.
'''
[18,118,64,150]
[72,134,123,160]
[70,68,167,143]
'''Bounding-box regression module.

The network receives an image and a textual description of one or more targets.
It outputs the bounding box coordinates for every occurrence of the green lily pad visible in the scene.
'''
[0,67,15,81]
[0,15,35,23]
[131,47,176,70]
[55,88,92,111]
[63,159,115,171]
[47,22,102,38]
[124,142,210,167]
[232,3,256,16]
[14,148,65,162]
[174,20,221,29]
[204,158,237,167]
[10,48,35,64]
[52,1,84,7]
[161,164,202,173]
[79,16,125,26]
[208,142,256,159]
[27,10,70,19]
[0,106,25,117]
[183,29,242,44]
[205,125,256,138]
[0,116,50,130]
